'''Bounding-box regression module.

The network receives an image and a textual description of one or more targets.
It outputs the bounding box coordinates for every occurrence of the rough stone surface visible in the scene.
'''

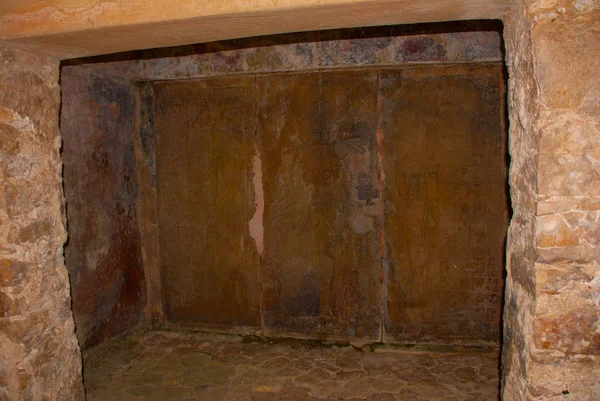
[61,67,147,349]
[83,330,500,401]
[501,3,541,399]
[0,44,85,400]
[502,0,600,399]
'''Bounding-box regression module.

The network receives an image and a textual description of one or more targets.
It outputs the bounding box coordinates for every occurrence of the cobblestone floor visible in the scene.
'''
[83,330,500,401]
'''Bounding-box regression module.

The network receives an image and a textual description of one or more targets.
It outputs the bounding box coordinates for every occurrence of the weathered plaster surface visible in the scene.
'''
[381,65,509,344]
[145,65,508,344]
[135,83,164,327]
[85,27,504,81]
[249,147,265,260]
[258,69,382,341]
[79,27,505,336]
[112,28,508,343]
[152,77,262,333]
[60,67,147,349]
[0,44,84,400]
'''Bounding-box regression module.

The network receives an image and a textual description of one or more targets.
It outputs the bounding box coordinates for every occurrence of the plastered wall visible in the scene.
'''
[149,64,508,345]
[59,26,509,346]
[61,67,147,349]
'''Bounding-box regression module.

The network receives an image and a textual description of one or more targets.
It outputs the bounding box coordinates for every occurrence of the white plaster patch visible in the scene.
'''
[541,216,561,232]
[575,0,597,12]
[249,144,264,257]
[2,108,35,134]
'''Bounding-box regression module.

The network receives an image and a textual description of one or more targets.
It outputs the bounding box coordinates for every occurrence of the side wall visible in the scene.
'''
[61,67,146,349]
[0,45,84,400]
[503,0,600,399]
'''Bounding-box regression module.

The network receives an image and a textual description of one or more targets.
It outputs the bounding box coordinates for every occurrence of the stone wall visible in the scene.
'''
[61,67,146,350]
[502,0,600,399]
[0,44,84,400]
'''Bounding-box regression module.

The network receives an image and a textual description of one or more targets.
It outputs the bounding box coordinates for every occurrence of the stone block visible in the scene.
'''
[537,195,600,215]
[533,260,600,355]
[527,353,600,399]
[533,14,600,109]
[537,110,600,196]
[0,259,28,286]
[534,306,600,354]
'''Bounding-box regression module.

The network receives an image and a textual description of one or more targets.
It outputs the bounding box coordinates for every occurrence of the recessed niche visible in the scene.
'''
[60,21,510,400]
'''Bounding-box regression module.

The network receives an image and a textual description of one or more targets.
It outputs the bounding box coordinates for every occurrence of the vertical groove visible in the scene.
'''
[252,76,266,337]
[376,70,387,343]
[136,82,165,327]
[258,253,265,337]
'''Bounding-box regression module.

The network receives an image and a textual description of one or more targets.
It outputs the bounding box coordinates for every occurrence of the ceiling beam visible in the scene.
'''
[0,0,510,59]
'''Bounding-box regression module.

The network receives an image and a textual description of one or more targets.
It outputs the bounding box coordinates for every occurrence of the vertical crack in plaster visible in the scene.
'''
[376,71,387,343]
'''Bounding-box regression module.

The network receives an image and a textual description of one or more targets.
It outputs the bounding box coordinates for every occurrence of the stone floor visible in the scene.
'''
[83,330,500,401]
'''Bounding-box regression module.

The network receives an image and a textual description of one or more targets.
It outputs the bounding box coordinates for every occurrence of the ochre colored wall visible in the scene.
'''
[151,64,508,344]
[382,65,509,343]
[57,27,500,343]
[56,28,508,346]
[258,70,381,341]
[153,77,261,332]
[61,67,146,349]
